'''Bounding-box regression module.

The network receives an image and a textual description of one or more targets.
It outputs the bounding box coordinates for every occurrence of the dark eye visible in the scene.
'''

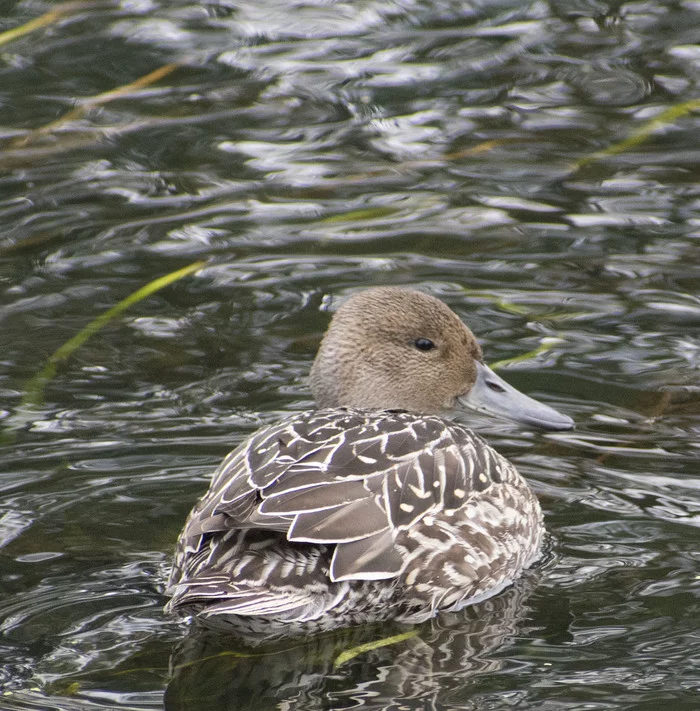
[414,338,435,352]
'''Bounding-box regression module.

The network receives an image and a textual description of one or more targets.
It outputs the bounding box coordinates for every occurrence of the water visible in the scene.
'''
[1,0,699,708]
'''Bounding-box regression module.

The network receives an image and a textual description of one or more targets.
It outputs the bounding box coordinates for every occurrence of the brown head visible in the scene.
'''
[310,287,482,414]
[309,287,574,430]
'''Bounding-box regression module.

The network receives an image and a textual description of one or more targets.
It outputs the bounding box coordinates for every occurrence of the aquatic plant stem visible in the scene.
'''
[334,629,418,668]
[21,261,205,410]
[490,337,566,371]
[12,62,181,148]
[572,98,700,171]
[0,2,94,48]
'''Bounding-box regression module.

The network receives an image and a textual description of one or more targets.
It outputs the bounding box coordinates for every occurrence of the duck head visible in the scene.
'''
[309,287,573,432]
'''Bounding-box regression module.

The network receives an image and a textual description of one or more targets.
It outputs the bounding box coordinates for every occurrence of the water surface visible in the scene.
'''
[0,1,699,709]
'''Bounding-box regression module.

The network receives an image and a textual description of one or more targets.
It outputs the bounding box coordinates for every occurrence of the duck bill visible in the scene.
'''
[457,362,574,431]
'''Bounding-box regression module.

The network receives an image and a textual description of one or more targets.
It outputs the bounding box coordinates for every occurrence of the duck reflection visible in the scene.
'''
[164,570,544,711]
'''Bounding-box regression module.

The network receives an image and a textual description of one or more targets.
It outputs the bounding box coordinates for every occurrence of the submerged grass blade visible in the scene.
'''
[333,629,418,668]
[321,206,400,224]
[21,261,205,410]
[309,138,506,191]
[442,139,510,161]
[490,337,565,371]
[13,62,181,148]
[0,2,88,48]
[572,98,700,171]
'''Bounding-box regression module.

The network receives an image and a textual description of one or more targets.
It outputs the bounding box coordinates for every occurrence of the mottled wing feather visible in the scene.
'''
[384,448,448,529]
[171,570,327,620]
[171,409,504,597]
[259,478,374,514]
[287,496,388,544]
[330,529,402,581]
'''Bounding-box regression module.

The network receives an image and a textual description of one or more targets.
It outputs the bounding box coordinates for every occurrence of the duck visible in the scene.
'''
[165,287,573,637]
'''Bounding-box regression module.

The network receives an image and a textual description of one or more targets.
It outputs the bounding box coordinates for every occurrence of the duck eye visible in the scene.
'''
[414,338,435,352]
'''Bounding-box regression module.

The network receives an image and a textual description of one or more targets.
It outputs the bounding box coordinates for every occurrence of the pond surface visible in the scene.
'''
[1,1,699,709]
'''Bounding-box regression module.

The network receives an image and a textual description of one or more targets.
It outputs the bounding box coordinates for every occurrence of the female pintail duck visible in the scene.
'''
[166,287,573,636]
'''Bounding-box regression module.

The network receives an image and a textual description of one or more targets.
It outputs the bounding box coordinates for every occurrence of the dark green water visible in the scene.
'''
[1,1,699,709]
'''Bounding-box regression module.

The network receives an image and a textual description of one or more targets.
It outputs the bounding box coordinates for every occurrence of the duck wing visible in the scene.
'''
[172,409,503,585]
